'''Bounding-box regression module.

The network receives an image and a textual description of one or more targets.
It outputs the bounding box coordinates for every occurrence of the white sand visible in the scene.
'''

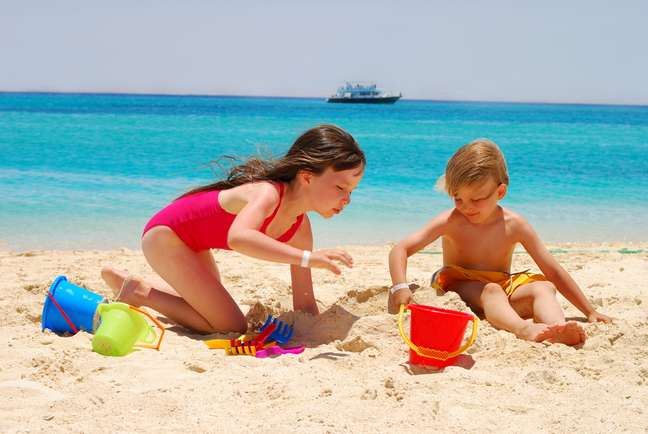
[1,243,647,433]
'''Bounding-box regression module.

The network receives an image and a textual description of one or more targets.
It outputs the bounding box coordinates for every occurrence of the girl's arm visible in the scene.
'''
[228,183,352,274]
[286,215,319,315]
[518,218,611,323]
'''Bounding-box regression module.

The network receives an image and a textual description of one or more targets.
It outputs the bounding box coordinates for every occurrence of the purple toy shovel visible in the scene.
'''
[255,345,305,359]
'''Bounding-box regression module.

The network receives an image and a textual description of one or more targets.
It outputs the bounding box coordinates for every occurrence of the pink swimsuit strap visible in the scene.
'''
[260,182,304,241]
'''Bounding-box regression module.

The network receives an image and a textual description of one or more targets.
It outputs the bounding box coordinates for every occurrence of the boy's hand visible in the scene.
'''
[388,287,413,314]
[587,311,612,323]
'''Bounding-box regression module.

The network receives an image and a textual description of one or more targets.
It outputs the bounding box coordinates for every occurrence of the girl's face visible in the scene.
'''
[453,177,507,224]
[304,165,364,218]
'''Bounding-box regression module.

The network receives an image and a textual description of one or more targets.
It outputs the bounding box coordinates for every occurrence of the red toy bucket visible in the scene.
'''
[398,304,479,368]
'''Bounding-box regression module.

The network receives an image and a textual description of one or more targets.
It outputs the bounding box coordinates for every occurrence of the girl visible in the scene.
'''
[101,124,365,334]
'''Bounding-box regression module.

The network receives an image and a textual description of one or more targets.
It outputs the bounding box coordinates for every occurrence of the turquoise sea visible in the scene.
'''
[1,92,648,250]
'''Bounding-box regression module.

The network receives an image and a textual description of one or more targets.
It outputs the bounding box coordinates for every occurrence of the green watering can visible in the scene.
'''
[92,302,165,356]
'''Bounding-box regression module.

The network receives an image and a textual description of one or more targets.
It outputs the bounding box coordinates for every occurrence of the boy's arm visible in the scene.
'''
[518,219,611,323]
[388,213,448,313]
[287,215,319,315]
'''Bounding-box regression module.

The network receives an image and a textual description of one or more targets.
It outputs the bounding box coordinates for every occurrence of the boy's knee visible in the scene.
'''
[481,282,505,300]
[532,281,557,297]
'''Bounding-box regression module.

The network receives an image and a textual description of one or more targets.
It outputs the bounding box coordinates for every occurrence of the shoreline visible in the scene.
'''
[2,240,648,255]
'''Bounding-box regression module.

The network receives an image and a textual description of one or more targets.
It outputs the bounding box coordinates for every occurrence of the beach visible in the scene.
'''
[2,242,647,433]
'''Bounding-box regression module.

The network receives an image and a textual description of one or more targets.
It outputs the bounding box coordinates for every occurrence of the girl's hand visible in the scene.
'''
[309,249,353,275]
[587,310,613,323]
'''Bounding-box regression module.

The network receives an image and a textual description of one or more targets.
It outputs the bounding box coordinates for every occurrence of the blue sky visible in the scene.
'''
[2,0,647,104]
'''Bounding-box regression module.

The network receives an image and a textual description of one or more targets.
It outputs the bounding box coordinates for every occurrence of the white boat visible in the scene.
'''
[327,82,401,104]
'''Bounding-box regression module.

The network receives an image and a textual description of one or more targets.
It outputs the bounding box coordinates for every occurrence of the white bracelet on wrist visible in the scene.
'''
[390,282,410,294]
[300,250,311,268]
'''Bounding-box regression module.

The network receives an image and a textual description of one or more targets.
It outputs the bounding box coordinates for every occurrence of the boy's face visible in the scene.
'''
[452,177,507,224]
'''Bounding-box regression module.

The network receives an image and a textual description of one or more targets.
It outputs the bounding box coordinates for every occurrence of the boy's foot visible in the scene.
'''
[516,321,586,346]
[542,322,586,346]
[100,266,150,306]
[387,288,413,314]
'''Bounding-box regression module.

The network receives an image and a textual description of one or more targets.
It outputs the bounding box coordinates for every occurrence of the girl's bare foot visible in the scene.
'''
[100,266,129,297]
[100,266,150,306]
[516,321,586,346]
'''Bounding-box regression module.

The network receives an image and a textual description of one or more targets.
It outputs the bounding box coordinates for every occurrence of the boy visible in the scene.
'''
[388,139,611,345]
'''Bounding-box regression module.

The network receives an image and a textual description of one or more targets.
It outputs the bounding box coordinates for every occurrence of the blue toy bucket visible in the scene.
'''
[41,275,105,334]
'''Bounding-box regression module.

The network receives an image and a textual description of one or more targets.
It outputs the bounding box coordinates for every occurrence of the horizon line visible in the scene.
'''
[1,89,647,109]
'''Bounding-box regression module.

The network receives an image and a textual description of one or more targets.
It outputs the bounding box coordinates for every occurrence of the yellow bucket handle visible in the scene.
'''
[129,306,165,351]
[397,304,479,361]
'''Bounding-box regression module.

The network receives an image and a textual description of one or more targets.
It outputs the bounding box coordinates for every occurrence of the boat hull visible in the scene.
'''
[327,95,401,104]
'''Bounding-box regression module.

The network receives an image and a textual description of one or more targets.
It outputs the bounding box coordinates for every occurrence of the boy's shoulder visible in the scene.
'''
[430,207,535,236]
[500,206,536,235]
[431,208,459,227]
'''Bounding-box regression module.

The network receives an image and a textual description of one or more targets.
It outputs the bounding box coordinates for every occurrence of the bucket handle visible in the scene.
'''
[141,324,157,345]
[46,291,79,334]
[128,306,165,351]
[397,304,479,361]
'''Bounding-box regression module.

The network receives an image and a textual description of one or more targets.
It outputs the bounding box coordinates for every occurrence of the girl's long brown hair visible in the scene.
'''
[178,124,365,199]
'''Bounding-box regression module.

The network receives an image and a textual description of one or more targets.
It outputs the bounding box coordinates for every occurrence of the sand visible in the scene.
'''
[1,243,647,433]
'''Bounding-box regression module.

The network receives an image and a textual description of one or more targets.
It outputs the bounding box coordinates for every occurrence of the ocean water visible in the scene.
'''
[1,92,648,250]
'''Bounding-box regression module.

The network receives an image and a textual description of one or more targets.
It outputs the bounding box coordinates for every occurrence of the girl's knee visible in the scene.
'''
[226,312,247,335]
[203,311,247,335]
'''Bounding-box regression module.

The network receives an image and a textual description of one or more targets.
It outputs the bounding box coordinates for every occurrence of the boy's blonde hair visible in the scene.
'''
[437,139,509,196]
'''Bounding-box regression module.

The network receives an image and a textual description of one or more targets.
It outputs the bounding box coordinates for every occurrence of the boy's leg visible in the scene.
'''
[509,281,586,345]
[478,282,546,339]
[453,281,584,345]
[447,280,486,313]
[509,281,564,324]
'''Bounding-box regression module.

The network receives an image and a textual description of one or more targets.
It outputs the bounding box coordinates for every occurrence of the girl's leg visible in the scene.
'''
[102,266,180,297]
[101,250,221,298]
[118,226,245,334]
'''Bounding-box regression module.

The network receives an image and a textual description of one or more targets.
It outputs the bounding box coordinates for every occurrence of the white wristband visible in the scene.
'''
[300,250,311,268]
[390,282,410,294]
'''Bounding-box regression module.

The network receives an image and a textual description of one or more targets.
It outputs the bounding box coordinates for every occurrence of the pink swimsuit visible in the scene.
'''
[143,183,304,252]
